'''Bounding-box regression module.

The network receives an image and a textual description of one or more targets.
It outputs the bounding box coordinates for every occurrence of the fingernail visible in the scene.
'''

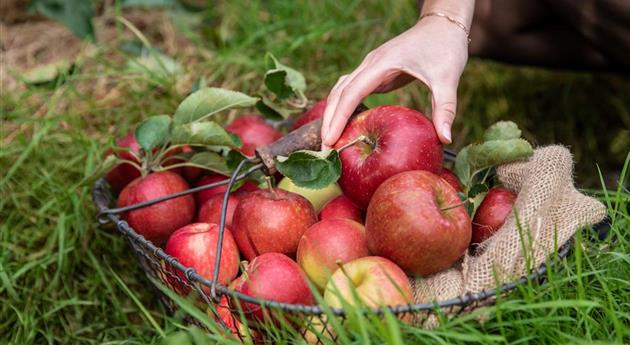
[442,124,452,143]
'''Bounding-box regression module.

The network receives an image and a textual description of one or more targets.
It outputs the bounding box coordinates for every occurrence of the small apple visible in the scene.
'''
[277,177,342,211]
[318,195,363,223]
[291,99,326,130]
[439,167,462,192]
[366,170,471,276]
[226,115,282,156]
[334,105,443,209]
[105,133,141,192]
[232,188,317,260]
[232,253,314,323]
[118,171,196,246]
[324,256,412,311]
[472,187,517,245]
[198,193,241,228]
[165,223,240,293]
[297,218,369,290]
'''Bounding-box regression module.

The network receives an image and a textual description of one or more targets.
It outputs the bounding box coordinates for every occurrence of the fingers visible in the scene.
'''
[430,83,458,144]
[322,65,388,149]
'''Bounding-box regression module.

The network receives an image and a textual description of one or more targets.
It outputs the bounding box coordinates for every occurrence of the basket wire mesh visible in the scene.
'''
[92,149,597,343]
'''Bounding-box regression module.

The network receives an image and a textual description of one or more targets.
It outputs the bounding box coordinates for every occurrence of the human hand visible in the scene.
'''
[321,16,470,149]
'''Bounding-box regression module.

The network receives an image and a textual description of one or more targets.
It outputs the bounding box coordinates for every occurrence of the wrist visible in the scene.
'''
[420,0,475,27]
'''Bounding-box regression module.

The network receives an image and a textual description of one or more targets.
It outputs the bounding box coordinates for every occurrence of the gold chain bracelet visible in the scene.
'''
[420,11,471,43]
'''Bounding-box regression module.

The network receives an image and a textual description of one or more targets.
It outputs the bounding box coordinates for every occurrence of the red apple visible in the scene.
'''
[232,253,314,322]
[334,105,443,209]
[232,189,317,260]
[165,223,240,292]
[297,218,369,290]
[226,115,282,156]
[291,99,326,130]
[105,133,141,192]
[195,174,258,205]
[439,167,462,192]
[324,256,412,313]
[472,187,517,245]
[198,193,241,228]
[213,295,262,341]
[366,170,471,276]
[118,171,196,246]
[318,195,362,223]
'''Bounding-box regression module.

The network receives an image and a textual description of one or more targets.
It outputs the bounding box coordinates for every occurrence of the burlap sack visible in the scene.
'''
[411,146,607,324]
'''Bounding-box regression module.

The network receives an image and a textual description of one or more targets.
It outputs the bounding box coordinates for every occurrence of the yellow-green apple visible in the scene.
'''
[297,218,369,290]
[334,105,443,209]
[472,187,517,245]
[318,195,363,223]
[232,189,317,260]
[118,171,195,246]
[291,99,326,130]
[277,177,342,211]
[365,170,471,276]
[324,256,412,310]
[105,133,141,192]
[165,223,240,294]
[197,193,240,228]
[439,167,462,192]
[231,253,314,323]
[226,115,282,156]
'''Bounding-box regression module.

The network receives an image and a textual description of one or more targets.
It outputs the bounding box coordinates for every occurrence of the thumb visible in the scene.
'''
[431,85,458,144]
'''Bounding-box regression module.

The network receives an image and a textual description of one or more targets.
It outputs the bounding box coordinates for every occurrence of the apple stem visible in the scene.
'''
[337,135,372,153]
[440,199,471,212]
[264,175,275,194]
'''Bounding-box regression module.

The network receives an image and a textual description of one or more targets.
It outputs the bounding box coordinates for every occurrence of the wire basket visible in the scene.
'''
[92,120,608,343]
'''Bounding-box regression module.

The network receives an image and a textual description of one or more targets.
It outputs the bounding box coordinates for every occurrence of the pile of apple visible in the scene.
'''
[105,96,523,336]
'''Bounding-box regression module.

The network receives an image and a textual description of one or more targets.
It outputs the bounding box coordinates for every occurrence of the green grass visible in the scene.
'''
[1,1,629,344]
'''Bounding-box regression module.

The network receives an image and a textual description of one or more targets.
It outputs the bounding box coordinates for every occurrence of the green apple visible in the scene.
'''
[277,177,342,211]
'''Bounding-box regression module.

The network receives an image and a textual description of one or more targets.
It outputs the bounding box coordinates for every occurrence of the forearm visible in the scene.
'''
[419,0,476,28]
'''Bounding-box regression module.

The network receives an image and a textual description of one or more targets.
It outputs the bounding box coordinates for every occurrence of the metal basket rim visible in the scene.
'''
[91,176,583,316]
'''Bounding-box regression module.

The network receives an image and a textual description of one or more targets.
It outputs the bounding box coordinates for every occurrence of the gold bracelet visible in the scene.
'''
[420,11,471,43]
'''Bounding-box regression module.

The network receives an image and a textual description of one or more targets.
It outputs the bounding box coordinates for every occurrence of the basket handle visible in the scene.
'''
[255,104,368,175]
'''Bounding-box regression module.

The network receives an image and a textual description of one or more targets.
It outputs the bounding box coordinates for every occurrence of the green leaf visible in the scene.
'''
[30,0,94,40]
[22,60,73,85]
[171,122,240,148]
[468,192,488,218]
[483,121,522,141]
[187,152,230,175]
[263,53,306,100]
[135,115,172,151]
[173,87,258,125]
[454,145,471,186]
[255,97,291,120]
[468,183,489,198]
[468,138,534,171]
[276,150,341,189]
[127,50,182,79]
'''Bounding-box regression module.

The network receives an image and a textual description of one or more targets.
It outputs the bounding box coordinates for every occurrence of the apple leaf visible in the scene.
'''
[186,152,230,175]
[173,87,258,125]
[171,122,241,148]
[276,149,341,189]
[454,145,471,186]
[468,183,489,198]
[483,121,522,141]
[255,97,291,120]
[264,53,306,100]
[226,150,267,186]
[467,138,533,171]
[135,115,172,152]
